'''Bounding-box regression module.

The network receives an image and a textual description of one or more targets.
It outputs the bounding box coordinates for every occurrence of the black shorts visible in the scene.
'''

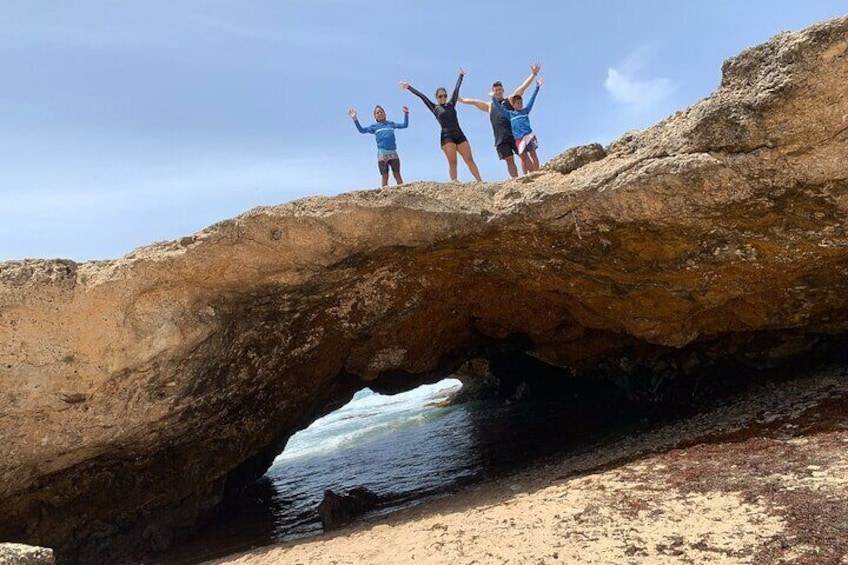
[378,155,400,175]
[440,130,468,147]
[496,139,518,160]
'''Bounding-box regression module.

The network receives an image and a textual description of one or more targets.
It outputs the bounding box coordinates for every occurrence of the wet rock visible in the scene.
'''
[317,487,380,530]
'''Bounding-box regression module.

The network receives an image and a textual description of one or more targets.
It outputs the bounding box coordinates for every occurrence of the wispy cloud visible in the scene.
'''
[604,48,677,115]
[180,10,359,48]
[182,12,289,43]
[0,23,171,50]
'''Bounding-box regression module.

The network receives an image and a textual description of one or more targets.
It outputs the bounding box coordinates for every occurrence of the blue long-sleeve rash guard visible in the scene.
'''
[492,85,540,139]
[354,113,409,154]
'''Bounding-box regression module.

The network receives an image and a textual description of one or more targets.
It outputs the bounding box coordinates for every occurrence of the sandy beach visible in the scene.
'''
[204,367,848,565]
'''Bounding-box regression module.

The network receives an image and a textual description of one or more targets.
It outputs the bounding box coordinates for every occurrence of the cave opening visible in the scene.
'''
[160,335,848,565]
[158,361,665,564]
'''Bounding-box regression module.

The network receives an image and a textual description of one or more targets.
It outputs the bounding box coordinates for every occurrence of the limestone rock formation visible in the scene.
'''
[1,16,847,562]
[0,543,55,565]
[543,142,606,175]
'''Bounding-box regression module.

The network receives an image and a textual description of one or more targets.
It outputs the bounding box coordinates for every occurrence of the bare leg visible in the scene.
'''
[391,160,404,185]
[528,149,540,171]
[442,143,458,181]
[504,154,519,178]
[520,152,533,174]
[381,173,389,187]
[456,141,482,182]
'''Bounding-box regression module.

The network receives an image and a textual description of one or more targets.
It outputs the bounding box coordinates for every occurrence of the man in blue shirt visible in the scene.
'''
[349,105,409,186]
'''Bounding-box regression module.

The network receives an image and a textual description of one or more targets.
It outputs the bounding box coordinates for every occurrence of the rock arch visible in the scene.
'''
[1,16,848,562]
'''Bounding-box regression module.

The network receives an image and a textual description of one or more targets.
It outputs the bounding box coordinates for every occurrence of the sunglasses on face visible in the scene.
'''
[437,93,447,98]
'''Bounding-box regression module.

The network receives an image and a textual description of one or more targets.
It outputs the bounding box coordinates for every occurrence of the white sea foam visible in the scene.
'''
[275,378,462,462]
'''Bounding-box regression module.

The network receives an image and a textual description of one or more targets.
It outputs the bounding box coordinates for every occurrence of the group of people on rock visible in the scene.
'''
[349,64,543,186]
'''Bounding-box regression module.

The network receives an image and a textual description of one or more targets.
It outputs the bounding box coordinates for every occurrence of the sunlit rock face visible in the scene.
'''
[1,16,847,562]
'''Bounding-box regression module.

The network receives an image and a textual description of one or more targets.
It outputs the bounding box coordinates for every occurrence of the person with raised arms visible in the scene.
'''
[459,63,541,177]
[400,69,482,182]
[349,104,409,187]
[490,77,544,173]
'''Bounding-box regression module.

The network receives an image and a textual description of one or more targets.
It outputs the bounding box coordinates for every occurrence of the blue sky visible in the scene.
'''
[1,1,845,261]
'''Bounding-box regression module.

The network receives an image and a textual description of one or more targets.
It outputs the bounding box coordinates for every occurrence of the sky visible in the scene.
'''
[1,1,845,261]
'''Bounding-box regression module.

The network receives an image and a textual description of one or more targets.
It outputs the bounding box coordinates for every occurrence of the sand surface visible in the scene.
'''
[205,368,848,565]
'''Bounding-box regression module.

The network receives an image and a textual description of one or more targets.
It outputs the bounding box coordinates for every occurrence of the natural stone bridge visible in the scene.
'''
[1,16,847,562]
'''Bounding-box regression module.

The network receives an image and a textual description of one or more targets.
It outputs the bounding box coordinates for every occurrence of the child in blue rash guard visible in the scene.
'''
[349,105,409,186]
[491,78,543,173]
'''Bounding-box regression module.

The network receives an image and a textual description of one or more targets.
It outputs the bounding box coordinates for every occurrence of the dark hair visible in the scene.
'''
[435,87,447,98]
[492,81,503,88]
[511,94,523,103]
[374,105,385,114]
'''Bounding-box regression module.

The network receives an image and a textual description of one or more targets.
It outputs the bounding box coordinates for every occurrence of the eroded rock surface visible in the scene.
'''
[318,487,381,530]
[1,16,847,562]
[0,543,55,565]
[543,142,606,174]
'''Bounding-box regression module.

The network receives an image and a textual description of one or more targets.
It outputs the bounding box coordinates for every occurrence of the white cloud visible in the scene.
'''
[604,48,677,115]
[179,10,360,48]
[0,23,172,50]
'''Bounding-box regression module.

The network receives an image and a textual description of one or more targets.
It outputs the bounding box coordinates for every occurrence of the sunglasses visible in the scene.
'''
[437,93,447,98]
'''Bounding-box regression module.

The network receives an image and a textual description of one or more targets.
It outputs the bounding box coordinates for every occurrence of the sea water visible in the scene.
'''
[161,378,624,564]
[265,379,472,537]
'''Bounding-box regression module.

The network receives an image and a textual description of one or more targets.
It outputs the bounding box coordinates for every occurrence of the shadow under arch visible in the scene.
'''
[157,334,848,564]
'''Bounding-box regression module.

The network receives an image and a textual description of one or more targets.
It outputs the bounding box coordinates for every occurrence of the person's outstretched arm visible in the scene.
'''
[349,109,371,133]
[397,106,409,129]
[449,69,465,105]
[524,79,542,113]
[512,63,542,98]
[458,96,491,112]
[489,91,511,117]
[400,81,435,113]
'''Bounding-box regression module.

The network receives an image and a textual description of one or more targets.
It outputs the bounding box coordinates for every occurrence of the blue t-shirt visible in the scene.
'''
[354,113,409,154]
[491,85,540,139]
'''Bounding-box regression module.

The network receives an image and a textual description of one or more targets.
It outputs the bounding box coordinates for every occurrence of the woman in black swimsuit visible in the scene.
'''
[400,69,482,182]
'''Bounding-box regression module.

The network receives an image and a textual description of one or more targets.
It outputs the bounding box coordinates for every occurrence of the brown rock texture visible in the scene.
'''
[542,142,606,174]
[1,15,847,561]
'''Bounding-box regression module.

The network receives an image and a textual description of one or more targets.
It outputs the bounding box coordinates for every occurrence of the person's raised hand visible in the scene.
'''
[348,109,357,120]
[488,90,495,98]
[402,105,409,114]
[537,77,544,87]
[399,81,410,90]
[531,63,542,75]
[459,67,466,76]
